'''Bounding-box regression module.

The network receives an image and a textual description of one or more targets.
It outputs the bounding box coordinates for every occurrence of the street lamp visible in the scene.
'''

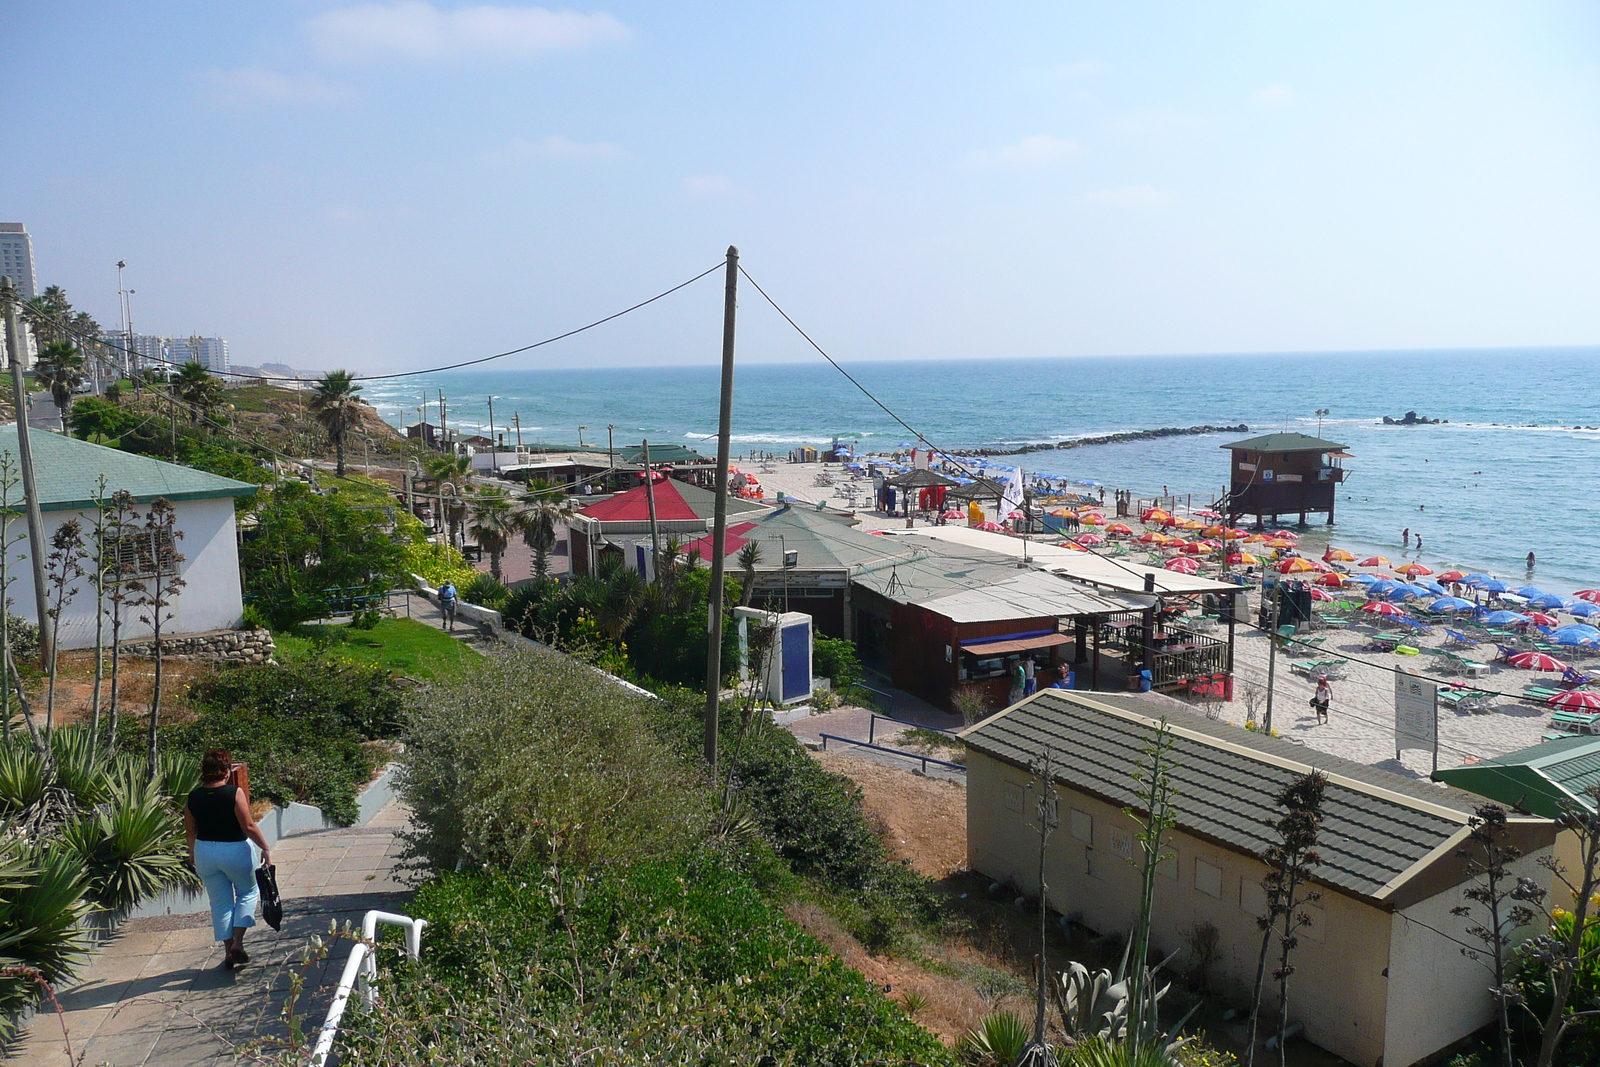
[578,425,588,447]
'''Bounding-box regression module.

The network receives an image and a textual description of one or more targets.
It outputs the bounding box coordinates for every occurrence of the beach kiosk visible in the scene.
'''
[1221,431,1349,528]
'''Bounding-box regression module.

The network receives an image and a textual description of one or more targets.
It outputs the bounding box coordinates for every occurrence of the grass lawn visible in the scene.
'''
[274,617,476,680]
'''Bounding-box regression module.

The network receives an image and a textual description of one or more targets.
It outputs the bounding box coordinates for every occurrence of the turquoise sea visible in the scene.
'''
[367,347,1600,594]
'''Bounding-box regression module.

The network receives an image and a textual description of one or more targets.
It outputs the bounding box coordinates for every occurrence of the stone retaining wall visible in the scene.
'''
[120,627,276,664]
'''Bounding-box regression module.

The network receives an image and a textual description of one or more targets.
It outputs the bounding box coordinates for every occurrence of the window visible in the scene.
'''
[1195,859,1223,899]
[1070,808,1093,843]
[104,528,180,580]
[1005,782,1025,813]
[1110,825,1133,860]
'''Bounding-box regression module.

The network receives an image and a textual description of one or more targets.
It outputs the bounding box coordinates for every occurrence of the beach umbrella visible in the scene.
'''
[1315,572,1347,588]
[1164,556,1200,574]
[1508,652,1569,672]
[1323,548,1356,562]
[1049,508,1077,518]
[1228,552,1261,565]
[1549,690,1600,711]
[1344,572,1381,586]
[1461,573,1494,587]
[1359,556,1391,568]
[1569,602,1600,618]
[941,509,965,520]
[1180,541,1212,555]
[1526,611,1561,627]
[1081,513,1106,526]
[1141,508,1171,523]
[1307,559,1334,572]
[1530,594,1573,610]
[1360,601,1408,617]
[1244,533,1270,544]
[1270,529,1299,539]
[1058,541,1089,552]
[1514,585,1547,600]
[1575,590,1600,604]
[1279,558,1316,573]
[1203,525,1227,537]
[1075,534,1106,546]
[1194,508,1221,519]
[1367,579,1401,596]
[1437,570,1468,582]
[1415,579,1448,595]
[1479,579,1513,595]
[1266,538,1296,549]
[1007,510,1027,520]
[1161,515,1183,527]
[1224,528,1248,540]
[1107,522,1133,535]
[1309,587,1335,602]
[1387,586,1424,601]
[1430,597,1476,612]
[1179,519,1205,531]
[1483,610,1530,626]
[973,521,1007,532]
[1396,563,1434,577]
[1551,624,1600,645]
[1137,531,1166,544]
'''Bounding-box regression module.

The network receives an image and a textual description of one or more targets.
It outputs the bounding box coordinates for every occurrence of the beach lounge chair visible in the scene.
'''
[1550,711,1600,735]
[1496,644,1522,663]
[1563,666,1594,688]
[1443,629,1480,649]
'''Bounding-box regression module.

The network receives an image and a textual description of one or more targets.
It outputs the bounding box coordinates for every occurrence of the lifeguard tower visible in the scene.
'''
[1221,432,1349,528]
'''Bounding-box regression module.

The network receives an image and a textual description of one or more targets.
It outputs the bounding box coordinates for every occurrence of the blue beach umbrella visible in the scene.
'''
[1516,586,1547,599]
[1345,573,1381,586]
[1483,610,1530,626]
[1367,579,1400,596]
[1431,597,1476,612]
[1569,602,1600,618]
[1462,573,1493,587]
[1388,585,1426,601]
[1479,579,1513,595]
[1415,580,1448,595]
[1529,594,1573,610]
[1551,624,1600,645]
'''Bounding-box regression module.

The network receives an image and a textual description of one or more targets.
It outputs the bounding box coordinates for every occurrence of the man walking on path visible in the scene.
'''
[439,580,458,631]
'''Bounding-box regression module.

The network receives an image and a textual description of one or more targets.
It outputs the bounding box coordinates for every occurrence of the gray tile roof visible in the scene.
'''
[0,427,258,511]
[963,689,1480,903]
[1221,431,1348,453]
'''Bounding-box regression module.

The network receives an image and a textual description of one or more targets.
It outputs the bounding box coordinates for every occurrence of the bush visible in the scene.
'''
[397,647,712,873]
[335,852,954,1066]
[813,633,862,689]
[457,571,507,612]
[397,536,475,591]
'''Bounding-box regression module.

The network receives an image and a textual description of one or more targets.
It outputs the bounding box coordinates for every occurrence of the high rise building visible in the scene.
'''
[168,336,230,375]
[0,224,37,300]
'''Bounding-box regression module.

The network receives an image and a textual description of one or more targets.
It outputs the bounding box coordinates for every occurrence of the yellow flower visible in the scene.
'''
[1553,907,1569,920]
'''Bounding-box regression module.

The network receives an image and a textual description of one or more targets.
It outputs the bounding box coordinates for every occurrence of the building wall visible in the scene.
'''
[1383,850,1552,1067]
[966,752,1394,1067]
[8,497,246,648]
[0,224,37,299]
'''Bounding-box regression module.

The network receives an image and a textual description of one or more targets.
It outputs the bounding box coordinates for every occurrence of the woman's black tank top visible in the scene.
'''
[187,784,246,842]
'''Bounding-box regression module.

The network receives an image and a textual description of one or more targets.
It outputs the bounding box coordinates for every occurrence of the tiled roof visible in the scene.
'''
[0,427,257,511]
[963,690,1479,903]
[579,479,767,523]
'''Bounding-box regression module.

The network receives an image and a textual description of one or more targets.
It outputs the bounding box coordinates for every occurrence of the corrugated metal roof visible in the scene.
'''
[0,426,257,511]
[963,690,1478,902]
[1433,735,1600,817]
[921,571,1137,622]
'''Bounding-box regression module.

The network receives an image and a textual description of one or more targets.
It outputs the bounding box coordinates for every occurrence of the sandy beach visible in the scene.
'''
[744,452,1574,780]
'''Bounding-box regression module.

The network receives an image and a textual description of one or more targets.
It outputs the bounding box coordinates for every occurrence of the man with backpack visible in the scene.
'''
[439,581,458,632]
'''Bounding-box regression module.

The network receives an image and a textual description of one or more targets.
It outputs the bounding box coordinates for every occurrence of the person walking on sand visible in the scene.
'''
[185,749,270,970]
[439,580,458,631]
[1311,675,1332,725]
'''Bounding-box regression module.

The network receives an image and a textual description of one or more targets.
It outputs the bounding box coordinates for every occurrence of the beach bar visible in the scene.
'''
[1221,431,1349,528]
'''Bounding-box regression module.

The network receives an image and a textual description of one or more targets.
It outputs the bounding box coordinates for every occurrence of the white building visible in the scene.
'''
[169,335,229,374]
[0,224,37,300]
[0,426,257,647]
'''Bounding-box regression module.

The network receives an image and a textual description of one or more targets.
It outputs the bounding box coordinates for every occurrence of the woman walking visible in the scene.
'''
[184,749,271,969]
[1311,675,1333,725]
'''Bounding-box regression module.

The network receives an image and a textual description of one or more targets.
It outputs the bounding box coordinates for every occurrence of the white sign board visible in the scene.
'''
[1394,670,1438,761]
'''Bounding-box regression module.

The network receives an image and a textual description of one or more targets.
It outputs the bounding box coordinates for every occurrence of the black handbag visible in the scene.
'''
[256,861,283,931]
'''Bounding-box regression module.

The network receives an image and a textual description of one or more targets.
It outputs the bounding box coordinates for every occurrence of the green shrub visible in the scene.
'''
[337,852,953,1066]
[457,571,507,612]
[813,633,862,689]
[397,647,712,873]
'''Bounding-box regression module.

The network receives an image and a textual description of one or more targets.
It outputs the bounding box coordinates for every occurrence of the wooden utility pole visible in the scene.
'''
[1264,580,1283,734]
[703,246,739,772]
[486,395,498,473]
[513,412,522,450]
[607,424,615,492]
[438,390,449,453]
[643,438,660,566]
[2,278,54,666]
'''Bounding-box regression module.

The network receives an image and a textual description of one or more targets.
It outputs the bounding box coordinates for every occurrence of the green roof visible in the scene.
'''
[1221,432,1348,453]
[0,427,258,511]
[1432,735,1600,818]
[963,690,1501,904]
[616,443,710,465]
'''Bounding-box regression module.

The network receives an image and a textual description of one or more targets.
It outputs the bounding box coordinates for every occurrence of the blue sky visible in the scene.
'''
[4,2,1597,372]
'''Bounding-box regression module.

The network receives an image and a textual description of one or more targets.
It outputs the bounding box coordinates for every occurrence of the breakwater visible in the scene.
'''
[962,424,1250,459]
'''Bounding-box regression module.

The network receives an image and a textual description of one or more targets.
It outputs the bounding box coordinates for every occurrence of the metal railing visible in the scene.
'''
[819,732,965,774]
[867,713,961,745]
[309,910,428,1067]
[842,681,894,713]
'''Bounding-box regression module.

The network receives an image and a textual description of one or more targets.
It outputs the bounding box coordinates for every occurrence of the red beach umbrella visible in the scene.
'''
[1576,590,1600,604]
[1163,556,1200,574]
[1180,541,1214,555]
[1137,531,1166,544]
[1359,556,1391,568]
[1526,611,1560,627]
[973,521,1007,532]
[1360,601,1407,617]
[1074,533,1106,546]
[1507,652,1569,672]
[1141,508,1171,523]
[1437,570,1468,582]
[1006,510,1026,520]
[1227,552,1260,565]
[1310,587,1335,602]
[1549,690,1600,710]
[1278,558,1316,573]
[940,509,965,519]
[1058,540,1089,552]
[1315,573,1346,587]
[1106,522,1134,535]
[1396,563,1434,577]
[1270,529,1299,539]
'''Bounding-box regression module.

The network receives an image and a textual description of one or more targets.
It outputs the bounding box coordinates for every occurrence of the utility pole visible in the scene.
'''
[486,396,498,473]
[116,261,130,379]
[513,412,522,450]
[703,245,739,772]
[643,438,660,567]
[607,424,615,492]
[2,278,54,667]
[1263,579,1283,734]
[438,390,449,454]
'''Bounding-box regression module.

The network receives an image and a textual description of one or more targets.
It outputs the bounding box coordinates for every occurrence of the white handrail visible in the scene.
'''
[308,910,427,1067]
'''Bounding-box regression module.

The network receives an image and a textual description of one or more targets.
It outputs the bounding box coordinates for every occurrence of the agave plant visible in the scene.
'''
[1060,1036,1181,1067]
[957,1010,1031,1066]
[1051,937,1198,1052]
[0,836,92,1043]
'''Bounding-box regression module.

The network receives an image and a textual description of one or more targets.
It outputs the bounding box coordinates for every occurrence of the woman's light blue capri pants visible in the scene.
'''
[193,838,259,942]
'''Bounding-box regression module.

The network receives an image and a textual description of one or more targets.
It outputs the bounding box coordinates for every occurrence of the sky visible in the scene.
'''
[4,2,1598,373]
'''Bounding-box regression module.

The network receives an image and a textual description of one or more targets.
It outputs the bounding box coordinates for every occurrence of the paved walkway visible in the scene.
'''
[17,801,412,1067]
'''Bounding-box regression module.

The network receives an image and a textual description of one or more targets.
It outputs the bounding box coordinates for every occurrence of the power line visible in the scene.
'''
[15,262,723,384]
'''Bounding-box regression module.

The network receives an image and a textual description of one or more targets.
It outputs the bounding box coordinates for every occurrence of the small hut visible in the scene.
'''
[1220,432,1349,528]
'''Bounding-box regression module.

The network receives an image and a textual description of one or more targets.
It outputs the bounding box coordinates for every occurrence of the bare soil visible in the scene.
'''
[812,750,968,878]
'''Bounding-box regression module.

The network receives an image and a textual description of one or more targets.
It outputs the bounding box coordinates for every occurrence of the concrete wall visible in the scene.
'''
[9,497,245,649]
[1384,849,1551,1067]
[966,752,1393,1067]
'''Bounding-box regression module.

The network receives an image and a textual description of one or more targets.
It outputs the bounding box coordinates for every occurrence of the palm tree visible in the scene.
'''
[21,285,73,346]
[737,541,763,607]
[309,370,363,477]
[517,491,574,579]
[468,489,518,582]
[172,362,222,427]
[425,454,472,548]
[33,341,85,432]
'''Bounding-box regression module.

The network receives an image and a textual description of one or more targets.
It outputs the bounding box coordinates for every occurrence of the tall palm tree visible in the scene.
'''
[517,491,574,579]
[425,454,473,548]
[308,370,363,477]
[172,362,222,427]
[468,489,518,582]
[21,285,73,346]
[33,341,85,432]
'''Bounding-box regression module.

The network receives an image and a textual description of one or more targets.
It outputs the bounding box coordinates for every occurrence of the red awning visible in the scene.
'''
[959,633,1072,656]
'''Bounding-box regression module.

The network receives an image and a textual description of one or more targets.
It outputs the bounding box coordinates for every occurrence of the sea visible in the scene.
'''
[365,347,1600,595]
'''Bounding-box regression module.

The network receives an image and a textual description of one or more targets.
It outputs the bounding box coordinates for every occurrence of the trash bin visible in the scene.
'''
[1139,669,1152,693]
[1064,669,1076,690]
